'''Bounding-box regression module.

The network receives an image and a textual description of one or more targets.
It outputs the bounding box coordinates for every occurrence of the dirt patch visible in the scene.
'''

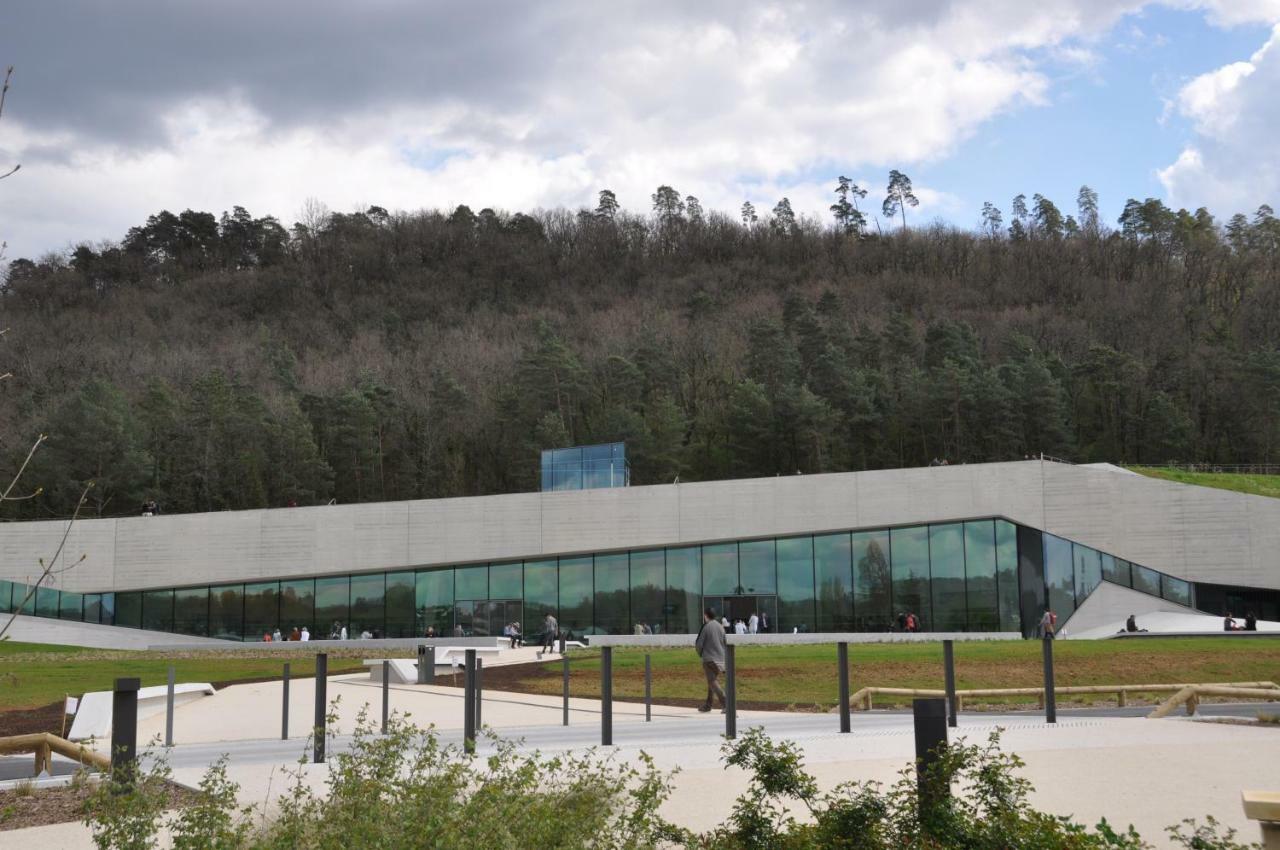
[0,701,65,738]
[0,778,196,832]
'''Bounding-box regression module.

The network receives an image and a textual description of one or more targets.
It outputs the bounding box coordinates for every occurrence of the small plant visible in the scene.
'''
[1167,816,1261,850]
[10,778,35,797]
[1256,712,1278,725]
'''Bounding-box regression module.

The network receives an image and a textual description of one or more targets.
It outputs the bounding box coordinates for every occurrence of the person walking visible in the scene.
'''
[1039,607,1056,639]
[695,607,727,713]
[539,612,559,658]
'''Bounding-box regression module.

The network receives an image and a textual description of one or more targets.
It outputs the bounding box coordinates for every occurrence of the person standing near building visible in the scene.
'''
[695,607,727,713]
[1039,607,1056,639]
[748,612,759,634]
[759,610,769,633]
[540,612,559,658]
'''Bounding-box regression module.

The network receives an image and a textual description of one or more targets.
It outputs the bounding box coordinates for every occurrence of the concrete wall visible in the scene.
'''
[1058,582,1196,639]
[2,460,1277,595]
[0,613,229,649]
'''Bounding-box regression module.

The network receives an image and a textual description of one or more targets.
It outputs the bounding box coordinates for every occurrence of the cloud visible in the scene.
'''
[1158,24,1280,214]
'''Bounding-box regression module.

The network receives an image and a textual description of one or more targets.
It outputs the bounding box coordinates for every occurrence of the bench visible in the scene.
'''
[362,646,506,682]
[1241,791,1280,848]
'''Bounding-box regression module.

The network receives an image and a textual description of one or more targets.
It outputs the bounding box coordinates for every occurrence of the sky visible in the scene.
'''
[2,1,1280,260]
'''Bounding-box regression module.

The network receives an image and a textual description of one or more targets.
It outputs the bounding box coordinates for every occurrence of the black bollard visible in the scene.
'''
[281,662,290,740]
[838,642,851,733]
[165,665,175,747]
[475,658,483,729]
[644,653,652,722]
[463,649,477,753]
[417,645,429,684]
[1042,635,1057,724]
[562,655,570,726]
[725,644,737,739]
[560,634,567,655]
[601,646,613,745]
[382,660,390,735]
[314,653,328,764]
[943,639,957,728]
[111,677,140,784]
[912,697,949,812]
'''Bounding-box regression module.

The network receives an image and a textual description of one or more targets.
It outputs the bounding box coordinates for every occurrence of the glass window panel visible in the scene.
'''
[1016,525,1045,637]
[173,587,209,636]
[385,572,416,638]
[814,533,852,631]
[455,565,488,600]
[243,581,280,640]
[0,579,12,614]
[629,549,665,634]
[1043,534,1076,624]
[558,556,593,638]
[776,536,814,634]
[489,562,522,599]
[594,553,629,634]
[36,586,60,619]
[1132,564,1161,596]
[963,521,1000,631]
[209,584,243,640]
[890,526,930,630]
[523,561,557,639]
[1073,544,1103,602]
[852,530,892,631]
[416,568,455,637]
[280,579,315,637]
[314,577,349,637]
[115,591,142,629]
[665,546,702,634]
[738,539,777,595]
[929,524,967,632]
[83,593,102,625]
[701,543,739,595]
[11,583,34,615]
[993,520,1020,632]
[100,592,115,627]
[1107,557,1132,588]
[1162,575,1192,607]
[350,574,386,637]
[59,591,84,621]
[141,589,174,632]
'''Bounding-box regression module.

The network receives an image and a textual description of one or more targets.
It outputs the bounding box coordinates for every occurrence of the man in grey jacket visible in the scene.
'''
[539,613,559,658]
[695,607,727,713]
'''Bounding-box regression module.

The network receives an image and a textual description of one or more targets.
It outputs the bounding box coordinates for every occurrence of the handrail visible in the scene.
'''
[0,731,111,774]
[1148,685,1280,718]
[849,681,1280,712]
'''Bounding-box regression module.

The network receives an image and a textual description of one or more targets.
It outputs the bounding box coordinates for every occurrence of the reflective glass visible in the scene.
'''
[0,580,10,613]
[11,582,34,615]
[83,593,102,624]
[280,579,315,636]
[890,526,930,629]
[385,572,415,638]
[1073,544,1103,601]
[851,530,892,631]
[629,549,665,634]
[100,592,115,627]
[59,591,84,621]
[1043,534,1076,623]
[1162,575,1192,607]
[173,587,209,636]
[776,536,814,633]
[1016,525,1046,637]
[209,584,243,640]
[558,556,593,637]
[243,581,280,640]
[963,521,1000,631]
[350,574,386,637]
[1103,556,1131,587]
[702,543,739,595]
[1132,564,1161,596]
[490,563,522,599]
[814,533,852,631]
[665,546,702,634]
[141,589,174,632]
[523,561,557,637]
[416,568,455,637]
[929,524,967,631]
[315,576,349,636]
[995,520,1021,632]
[455,565,488,600]
[738,540,777,595]
[594,553,629,634]
[115,592,142,629]
[36,586,59,619]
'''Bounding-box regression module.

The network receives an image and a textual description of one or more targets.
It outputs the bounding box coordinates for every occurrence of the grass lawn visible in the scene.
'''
[0,641,389,711]
[1130,467,1280,499]
[484,638,1280,711]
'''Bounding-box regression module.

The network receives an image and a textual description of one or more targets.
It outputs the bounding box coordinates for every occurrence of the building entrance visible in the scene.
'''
[704,595,777,633]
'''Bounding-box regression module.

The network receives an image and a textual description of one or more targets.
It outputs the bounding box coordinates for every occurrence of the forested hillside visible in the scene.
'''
[3,183,1280,519]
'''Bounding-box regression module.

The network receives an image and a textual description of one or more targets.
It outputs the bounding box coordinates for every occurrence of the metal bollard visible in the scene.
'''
[601,646,613,745]
[314,653,328,764]
[417,645,429,685]
[562,655,570,726]
[943,639,957,728]
[425,645,435,683]
[725,644,737,739]
[281,662,290,740]
[111,677,141,784]
[165,665,176,747]
[1042,635,1057,724]
[560,634,566,655]
[913,698,950,812]
[838,642,851,733]
[644,653,652,722]
[475,658,483,729]
[463,649,477,753]
[382,660,390,735]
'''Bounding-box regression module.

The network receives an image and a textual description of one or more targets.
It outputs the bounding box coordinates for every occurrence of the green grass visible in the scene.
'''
[1130,466,1280,499]
[494,638,1280,710]
[0,641,380,710]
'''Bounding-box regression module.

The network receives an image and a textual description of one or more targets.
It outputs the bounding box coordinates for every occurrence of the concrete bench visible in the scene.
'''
[362,646,506,682]
[1242,790,1280,848]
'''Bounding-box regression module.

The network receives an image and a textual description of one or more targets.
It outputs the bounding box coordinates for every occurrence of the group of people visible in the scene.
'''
[1224,611,1259,631]
[713,611,769,635]
[262,626,310,642]
[502,621,522,648]
[258,621,393,642]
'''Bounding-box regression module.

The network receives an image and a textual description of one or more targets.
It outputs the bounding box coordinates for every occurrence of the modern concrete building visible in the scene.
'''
[2,459,1277,643]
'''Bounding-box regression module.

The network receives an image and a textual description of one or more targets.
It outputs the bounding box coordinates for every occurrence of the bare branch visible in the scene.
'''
[1,434,46,503]
[0,67,15,182]
[0,481,94,641]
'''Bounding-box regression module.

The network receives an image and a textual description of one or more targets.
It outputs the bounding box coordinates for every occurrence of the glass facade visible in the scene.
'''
[6,517,1199,641]
[540,442,629,491]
